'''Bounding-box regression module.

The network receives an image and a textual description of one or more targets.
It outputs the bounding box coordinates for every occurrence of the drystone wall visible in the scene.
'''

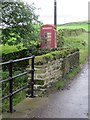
[58,28,86,37]
[27,50,79,91]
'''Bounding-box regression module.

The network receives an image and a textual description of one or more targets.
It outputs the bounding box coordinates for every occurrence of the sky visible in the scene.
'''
[23,0,89,24]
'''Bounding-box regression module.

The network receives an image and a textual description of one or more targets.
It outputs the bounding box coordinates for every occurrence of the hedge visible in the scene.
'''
[2,47,62,70]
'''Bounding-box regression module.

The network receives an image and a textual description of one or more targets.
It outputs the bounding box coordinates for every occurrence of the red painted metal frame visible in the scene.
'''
[40,24,57,48]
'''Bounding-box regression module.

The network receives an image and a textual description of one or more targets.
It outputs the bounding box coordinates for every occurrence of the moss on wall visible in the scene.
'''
[35,48,79,65]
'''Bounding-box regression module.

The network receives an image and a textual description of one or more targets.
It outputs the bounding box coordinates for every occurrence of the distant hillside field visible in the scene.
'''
[57,21,89,32]
[57,21,89,64]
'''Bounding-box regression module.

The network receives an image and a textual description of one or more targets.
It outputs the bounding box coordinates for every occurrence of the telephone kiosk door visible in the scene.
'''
[43,32,51,48]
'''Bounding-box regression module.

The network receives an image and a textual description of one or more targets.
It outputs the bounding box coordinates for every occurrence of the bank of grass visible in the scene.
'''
[55,66,81,90]
[63,32,88,64]
[2,91,26,112]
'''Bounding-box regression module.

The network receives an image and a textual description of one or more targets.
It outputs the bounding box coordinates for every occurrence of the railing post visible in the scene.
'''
[8,60,13,113]
[30,56,35,97]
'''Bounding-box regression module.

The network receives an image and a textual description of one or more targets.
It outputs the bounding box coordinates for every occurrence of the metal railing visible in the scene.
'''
[0,55,35,113]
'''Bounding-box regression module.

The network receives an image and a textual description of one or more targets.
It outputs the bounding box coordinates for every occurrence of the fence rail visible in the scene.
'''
[0,55,35,113]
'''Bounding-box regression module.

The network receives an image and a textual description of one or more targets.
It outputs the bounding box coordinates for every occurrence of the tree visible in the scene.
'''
[1,0,41,49]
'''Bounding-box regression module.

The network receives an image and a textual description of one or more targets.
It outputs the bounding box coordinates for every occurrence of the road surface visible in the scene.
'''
[26,61,88,118]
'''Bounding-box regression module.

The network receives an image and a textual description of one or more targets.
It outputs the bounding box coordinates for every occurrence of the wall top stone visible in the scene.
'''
[34,48,79,65]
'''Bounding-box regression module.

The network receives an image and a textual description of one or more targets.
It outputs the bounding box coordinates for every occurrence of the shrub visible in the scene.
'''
[57,29,64,48]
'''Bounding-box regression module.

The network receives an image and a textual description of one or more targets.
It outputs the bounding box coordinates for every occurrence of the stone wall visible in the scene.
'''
[62,51,79,77]
[34,59,62,86]
[27,50,79,94]
[58,28,86,37]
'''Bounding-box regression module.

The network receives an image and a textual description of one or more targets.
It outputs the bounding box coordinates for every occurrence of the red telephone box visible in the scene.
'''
[40,24,57,49]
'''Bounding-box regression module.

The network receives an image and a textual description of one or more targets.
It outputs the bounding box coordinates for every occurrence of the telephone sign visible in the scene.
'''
[40,24,57,48]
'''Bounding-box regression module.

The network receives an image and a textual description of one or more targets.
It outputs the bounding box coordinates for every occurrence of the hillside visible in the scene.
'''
[57,21,89,31]
[59,21,89,25]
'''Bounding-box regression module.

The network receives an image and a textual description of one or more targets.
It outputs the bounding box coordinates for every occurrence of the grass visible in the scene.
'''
[1,44,25,54]
[1,70,28,112]
[55,66,81,90]
[2,91,26,112]
[57,21,89,31]
[55,80,65,90]
[1,45,18,54]
[65,66,81,80]
[63,32,88,64]
[0,45,2,56]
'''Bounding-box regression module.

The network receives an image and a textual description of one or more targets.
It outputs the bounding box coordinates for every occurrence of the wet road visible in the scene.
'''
[27,62,88,118]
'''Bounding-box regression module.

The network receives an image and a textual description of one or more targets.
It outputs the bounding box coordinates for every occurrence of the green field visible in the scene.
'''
[57,21,89,64]
[64,32,88,64]
[57,21,89,31]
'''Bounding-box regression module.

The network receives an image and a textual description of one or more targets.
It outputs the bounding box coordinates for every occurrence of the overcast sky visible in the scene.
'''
[23,0,89,24]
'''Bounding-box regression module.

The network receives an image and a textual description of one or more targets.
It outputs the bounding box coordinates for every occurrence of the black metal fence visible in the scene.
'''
[0,55,35,113]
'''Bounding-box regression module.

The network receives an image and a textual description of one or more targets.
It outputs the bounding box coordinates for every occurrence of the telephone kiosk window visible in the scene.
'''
[44,32,51,38]
[44,33,50,47]
[44,32,51,44]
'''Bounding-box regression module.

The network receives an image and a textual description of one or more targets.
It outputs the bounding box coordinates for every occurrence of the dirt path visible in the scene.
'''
[26,62,88,118]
